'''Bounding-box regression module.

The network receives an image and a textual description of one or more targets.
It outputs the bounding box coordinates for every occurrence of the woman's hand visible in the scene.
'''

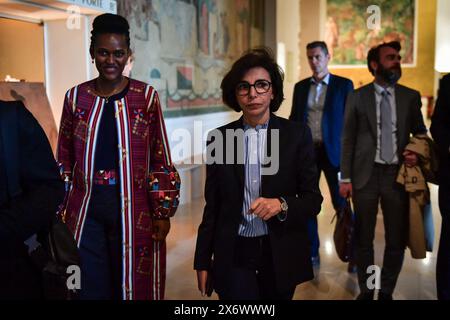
[196,270,209,297]
[152,218,171,241]
[249,197,282,220]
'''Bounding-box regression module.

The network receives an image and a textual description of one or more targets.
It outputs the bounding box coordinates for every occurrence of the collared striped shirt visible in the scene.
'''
[238,121,269,237]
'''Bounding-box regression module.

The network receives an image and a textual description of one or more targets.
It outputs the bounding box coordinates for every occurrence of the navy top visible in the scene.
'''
[94,83,129,171]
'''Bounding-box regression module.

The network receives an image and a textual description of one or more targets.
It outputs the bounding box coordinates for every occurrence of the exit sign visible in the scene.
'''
[58,0,117,13]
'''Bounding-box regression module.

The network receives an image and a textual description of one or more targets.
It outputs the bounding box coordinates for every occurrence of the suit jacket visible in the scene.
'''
[290,74,354,167]
[194,114,323,295]
[430,74,450,186]
[0,100,64,299]
[341,83,427,190]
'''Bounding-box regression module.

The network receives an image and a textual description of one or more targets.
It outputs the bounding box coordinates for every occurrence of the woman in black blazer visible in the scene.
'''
[194,48,323,300]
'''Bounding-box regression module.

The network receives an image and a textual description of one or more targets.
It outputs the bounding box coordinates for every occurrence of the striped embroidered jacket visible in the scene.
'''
[57,78,180,300]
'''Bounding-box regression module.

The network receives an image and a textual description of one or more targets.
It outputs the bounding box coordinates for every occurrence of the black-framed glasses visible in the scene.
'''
[236,80,272,96]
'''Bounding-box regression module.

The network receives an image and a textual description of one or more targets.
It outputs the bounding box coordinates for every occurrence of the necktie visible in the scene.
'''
[380,90,394,163]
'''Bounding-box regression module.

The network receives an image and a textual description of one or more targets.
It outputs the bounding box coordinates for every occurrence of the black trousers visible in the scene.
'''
[78,185,122,300]
[314,144,345,210]
[437,184,450,300]
[219,236,295,300]
[308,144,346,257]
[353,164,408,295]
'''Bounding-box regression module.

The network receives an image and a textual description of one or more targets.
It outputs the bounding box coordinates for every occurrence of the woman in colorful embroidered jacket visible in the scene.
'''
[57,13,180,300]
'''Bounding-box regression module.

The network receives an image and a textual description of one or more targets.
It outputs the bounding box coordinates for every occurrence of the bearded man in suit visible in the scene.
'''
[340,42,427,300]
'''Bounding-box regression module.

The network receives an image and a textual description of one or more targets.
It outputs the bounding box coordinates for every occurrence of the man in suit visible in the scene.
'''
[194,48,323,300]
[0,100,64,299]
[340,41,427,300]
[290,41,354,267]
[431,74,450,300]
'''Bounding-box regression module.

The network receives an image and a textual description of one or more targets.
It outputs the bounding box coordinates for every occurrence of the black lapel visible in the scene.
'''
[261,113,281,197]
[365,83,377,140]
[231,116,245,190]
[0,101,22,197]
[394,84,407,142]
[323,74,334,114]
[302,80,312,122]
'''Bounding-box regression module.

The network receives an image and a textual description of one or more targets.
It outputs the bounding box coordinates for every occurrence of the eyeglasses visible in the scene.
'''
[236,80,272,96]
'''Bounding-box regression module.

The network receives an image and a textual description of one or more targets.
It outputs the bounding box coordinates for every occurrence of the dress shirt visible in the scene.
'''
[307,73,330,143]
[238,121,269,237]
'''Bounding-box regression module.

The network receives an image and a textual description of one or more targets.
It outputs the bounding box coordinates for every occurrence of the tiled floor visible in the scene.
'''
[165,177,441,300]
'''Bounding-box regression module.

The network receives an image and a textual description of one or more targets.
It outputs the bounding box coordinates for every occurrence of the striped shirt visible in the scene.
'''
[238,121,269,237]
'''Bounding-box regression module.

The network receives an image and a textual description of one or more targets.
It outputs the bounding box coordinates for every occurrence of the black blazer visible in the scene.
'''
[431,74,450,186]
[0,100,64,299]
[194,114,323,295]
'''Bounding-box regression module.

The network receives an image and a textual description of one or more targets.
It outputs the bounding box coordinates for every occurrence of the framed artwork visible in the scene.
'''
[325,0,417,67]
[118,0,265,117]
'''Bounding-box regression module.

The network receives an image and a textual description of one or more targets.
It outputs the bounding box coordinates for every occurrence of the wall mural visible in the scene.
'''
[118,0,265,117]
[325,0,416,67]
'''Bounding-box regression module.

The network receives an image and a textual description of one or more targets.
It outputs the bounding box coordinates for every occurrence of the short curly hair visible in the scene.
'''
[221,47,285,112]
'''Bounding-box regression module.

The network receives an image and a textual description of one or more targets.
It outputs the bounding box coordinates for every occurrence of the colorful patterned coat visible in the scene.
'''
[57,78,180,300]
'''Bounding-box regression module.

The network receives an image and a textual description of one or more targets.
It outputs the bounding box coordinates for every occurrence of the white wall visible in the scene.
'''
[435,0,450,73]
[165,111,240,164]
[276,0,301,119]
[434,0,450,98]
[165,111,240,205]
[44,16,93,127]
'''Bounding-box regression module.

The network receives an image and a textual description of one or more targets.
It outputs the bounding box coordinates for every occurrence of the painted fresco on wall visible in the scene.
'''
[118,0,265,117]
[325,0,416,67]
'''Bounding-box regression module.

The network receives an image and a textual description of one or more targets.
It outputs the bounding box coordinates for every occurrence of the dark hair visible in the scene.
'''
[90,13,131,52]
[221,47,284,112]
[306,41,329,56]
[367,41,401,75]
